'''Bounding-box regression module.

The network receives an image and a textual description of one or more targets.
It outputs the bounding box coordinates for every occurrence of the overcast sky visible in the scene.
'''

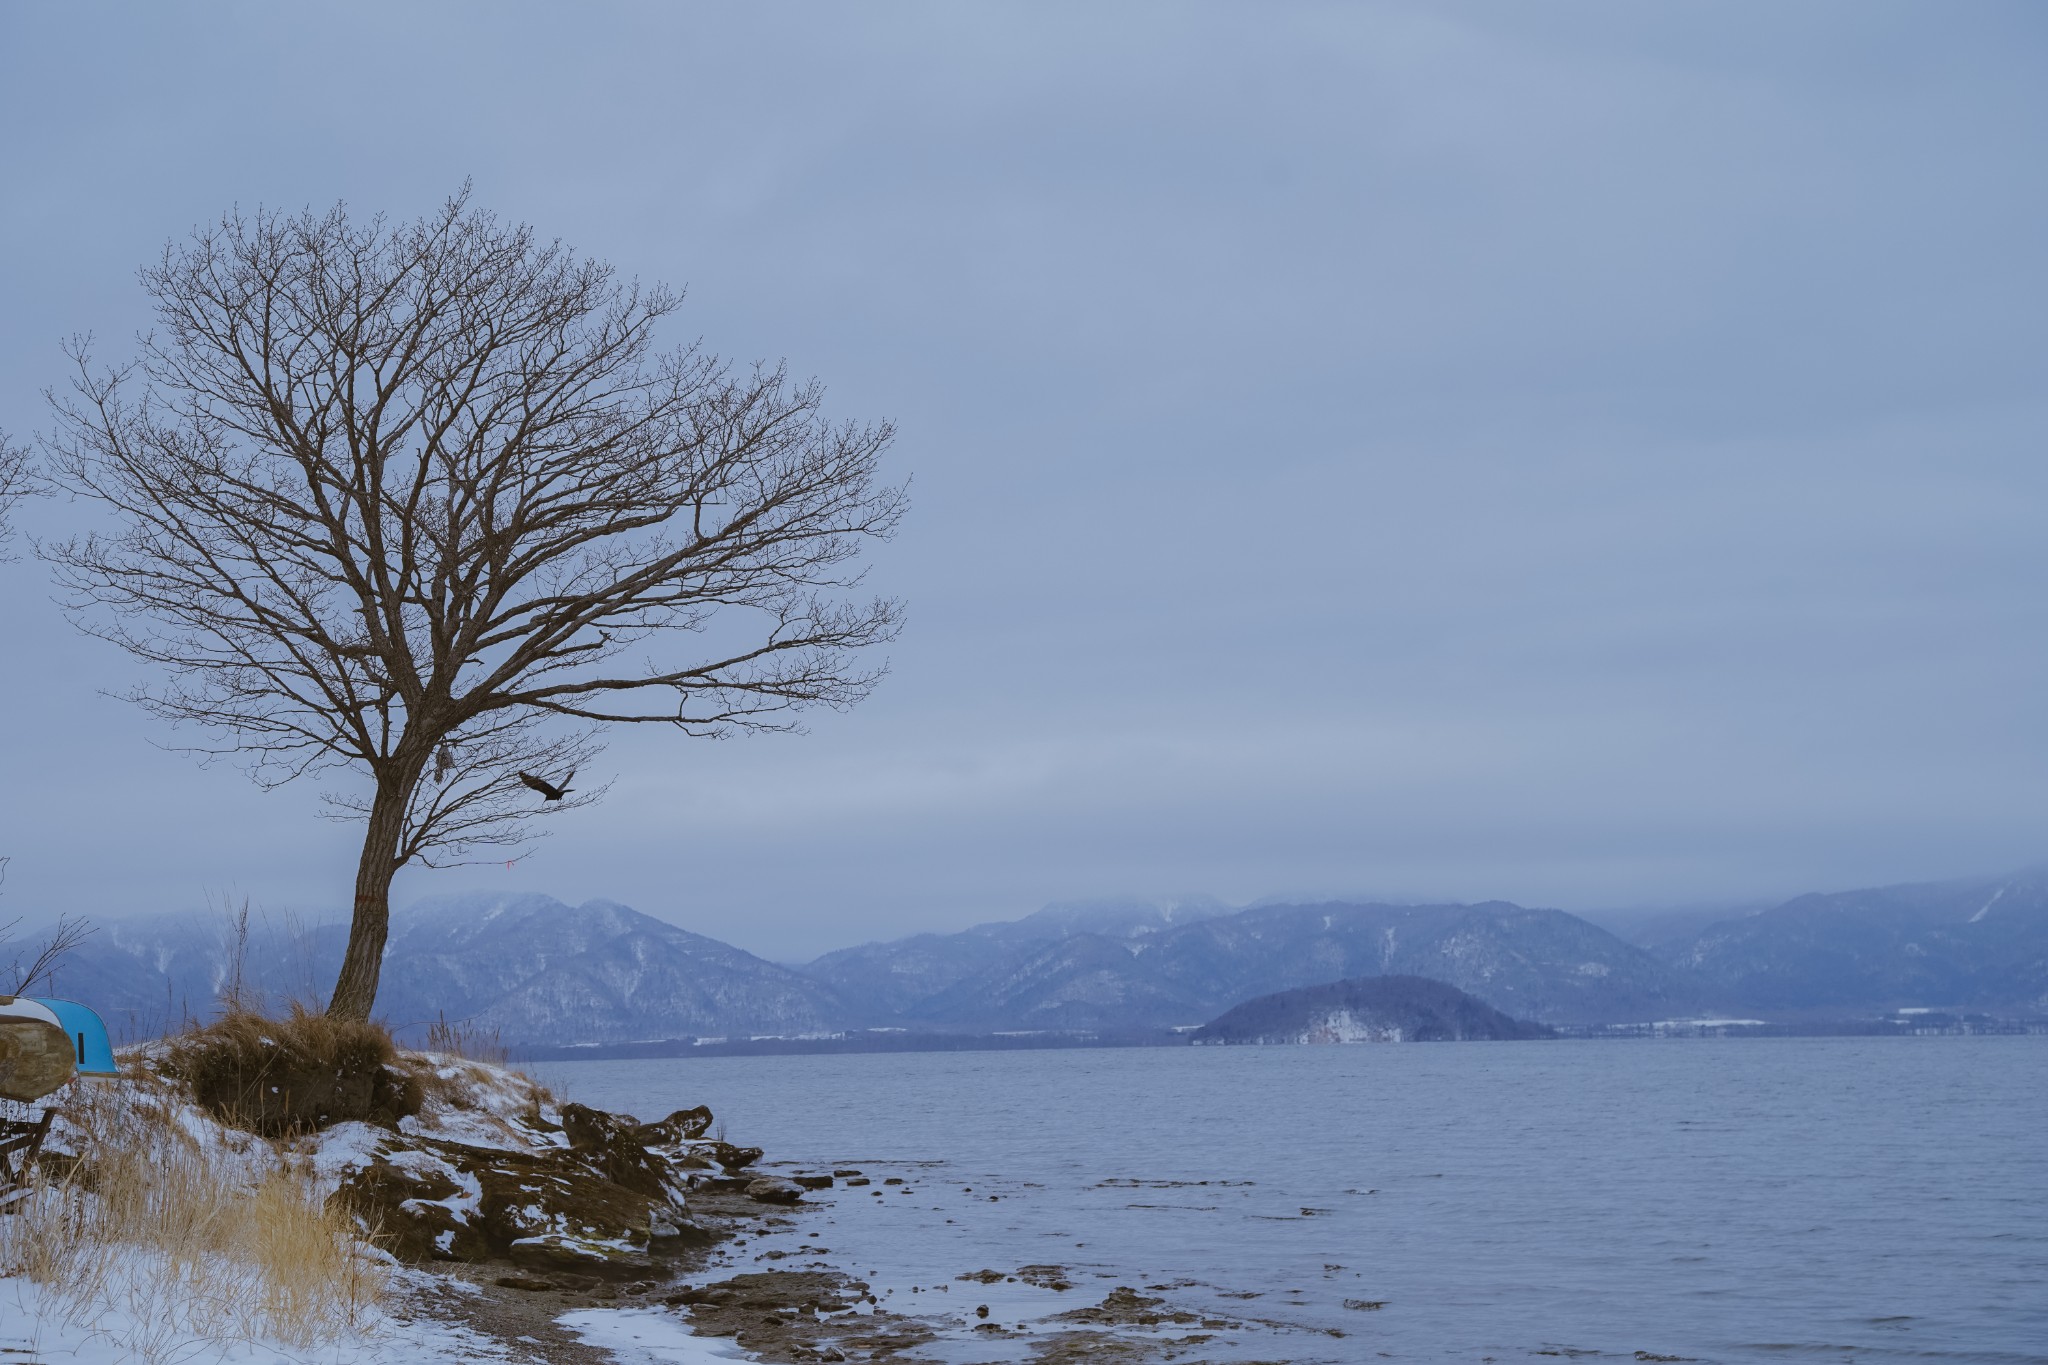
[2,2,2046,959]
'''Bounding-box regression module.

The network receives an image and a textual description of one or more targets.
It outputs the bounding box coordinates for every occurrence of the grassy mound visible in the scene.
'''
[164,1007,422,1136]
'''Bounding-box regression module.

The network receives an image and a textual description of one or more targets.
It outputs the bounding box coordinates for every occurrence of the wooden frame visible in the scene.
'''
[0,1108,54,1198]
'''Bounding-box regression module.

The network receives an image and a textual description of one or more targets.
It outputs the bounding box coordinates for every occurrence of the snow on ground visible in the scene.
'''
[0,1051,576,1364]
[295,1054,567,1200]
[391,1054,570,1155]
[556,1308,754,1364]
[0,1268,517,1365]
[4,1050,771,1365]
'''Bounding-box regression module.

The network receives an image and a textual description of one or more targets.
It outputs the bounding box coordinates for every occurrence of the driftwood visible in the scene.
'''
[0,1015,75,1103]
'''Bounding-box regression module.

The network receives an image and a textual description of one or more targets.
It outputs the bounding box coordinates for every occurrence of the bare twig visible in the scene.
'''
[0,427,38,556]
[5,915,96,996]
[216,895,255,1015]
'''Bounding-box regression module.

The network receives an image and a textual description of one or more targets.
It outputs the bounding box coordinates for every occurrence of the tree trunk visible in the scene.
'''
[326,770,414,1020]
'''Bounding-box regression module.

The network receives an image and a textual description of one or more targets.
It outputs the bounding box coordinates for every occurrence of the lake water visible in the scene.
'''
[538,1038,2048,1364]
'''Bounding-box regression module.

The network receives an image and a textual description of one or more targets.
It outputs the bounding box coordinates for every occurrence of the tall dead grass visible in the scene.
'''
[0,1077,385,1359]
[422,1010,508,1066]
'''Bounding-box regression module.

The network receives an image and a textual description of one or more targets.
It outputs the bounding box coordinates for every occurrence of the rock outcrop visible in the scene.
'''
[742,1176,805,1205]
[128,1010,778,1277]
[0,1001,74,1102]
[326,1089,748,1277]
[287,1053,778,1278]
[558,1101,714,1192]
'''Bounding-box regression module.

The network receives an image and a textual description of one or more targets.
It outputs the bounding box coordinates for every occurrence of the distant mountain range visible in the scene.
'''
[1669,869,2048,1016]
[802,896,1231,1020]
[38,894,848,1045]
[24,869,2048,1045]
[830,898,1694,1031]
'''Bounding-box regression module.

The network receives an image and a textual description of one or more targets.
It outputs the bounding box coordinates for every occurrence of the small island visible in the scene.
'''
[1191,974,1553,1044]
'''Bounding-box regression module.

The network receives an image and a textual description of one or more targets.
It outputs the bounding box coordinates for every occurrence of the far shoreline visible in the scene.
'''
[507,1013,2048,1062]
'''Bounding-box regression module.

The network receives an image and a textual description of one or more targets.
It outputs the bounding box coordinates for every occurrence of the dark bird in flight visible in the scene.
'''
[516,770,574,801]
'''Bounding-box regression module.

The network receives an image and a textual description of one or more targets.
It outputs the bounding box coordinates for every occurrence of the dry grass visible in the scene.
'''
[162,1005,418,1135]
[408,1015,556,1130]
[422,1011,509,1066]
[406,1052,492,1112]
[0,1076,385,1359]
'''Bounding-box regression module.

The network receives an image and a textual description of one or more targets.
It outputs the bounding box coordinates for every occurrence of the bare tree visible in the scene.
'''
[42,191,906,1019]
[1,434,39,952]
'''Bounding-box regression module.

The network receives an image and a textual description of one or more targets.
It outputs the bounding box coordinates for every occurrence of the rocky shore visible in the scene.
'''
[321,1057,1263,1363]
[14,1026,1319,1364]
[290,1051,1312,1363]
[247,1048,917,1361]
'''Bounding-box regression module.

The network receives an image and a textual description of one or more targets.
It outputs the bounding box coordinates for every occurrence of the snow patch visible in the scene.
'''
[397,1055,567,1152]
[1,1245,513,1364]
[1299,1010,1405,1044]
[557,1307,754,1363]
[306,1121,392,1193]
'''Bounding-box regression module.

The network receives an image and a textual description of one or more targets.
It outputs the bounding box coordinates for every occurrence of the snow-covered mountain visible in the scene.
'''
[841,899,1696,1029]
[27,870,2048,1045]
[1664,869,2048,1015]
[37,893,849,1045]
[377,893,851,1042]
[805,874,2048,1028]
[798,895,1230,1020]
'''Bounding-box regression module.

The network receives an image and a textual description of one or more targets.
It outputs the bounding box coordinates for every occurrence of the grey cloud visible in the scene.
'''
[1,2,2044,958]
